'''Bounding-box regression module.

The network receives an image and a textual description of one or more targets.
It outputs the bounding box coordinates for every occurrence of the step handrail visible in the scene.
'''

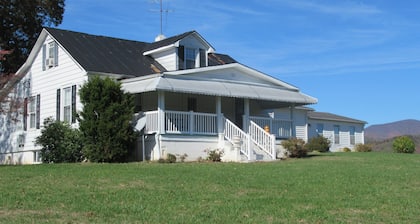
[249,120,276,159]
[224,118,251,160]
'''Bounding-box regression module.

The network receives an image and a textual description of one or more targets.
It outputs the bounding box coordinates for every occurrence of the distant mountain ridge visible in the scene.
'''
[365,119,420,141]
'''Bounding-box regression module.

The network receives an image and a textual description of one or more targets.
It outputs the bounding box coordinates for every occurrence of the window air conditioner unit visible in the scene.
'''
[46,58,55,67]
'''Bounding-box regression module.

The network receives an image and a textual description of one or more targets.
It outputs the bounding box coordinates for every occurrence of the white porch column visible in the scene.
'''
[216,96,224,148]
[243,98,250,132]
[157,91,165,134]
[290,104,295,137]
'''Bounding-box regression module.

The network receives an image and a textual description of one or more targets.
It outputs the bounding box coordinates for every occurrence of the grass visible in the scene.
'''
[1,152,420,223]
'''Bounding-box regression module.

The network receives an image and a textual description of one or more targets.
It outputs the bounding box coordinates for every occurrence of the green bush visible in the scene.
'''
[281,138,307,158]
[35,117,83,163]
[166,153,177,163]
[342,147,351,152]
[305,135,331,152]
[206,149,224,162]
[392,136,415,153]
[78,76,138,162]
[354,143,372,152]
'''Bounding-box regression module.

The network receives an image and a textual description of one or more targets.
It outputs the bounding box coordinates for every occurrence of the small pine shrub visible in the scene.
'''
[392,136,415,153]
[342,147,351,152]
[206,149,224,162]
[305,135,331,152]
[354,143,372,152]
[281,138,307,158]
[166,153,177,163]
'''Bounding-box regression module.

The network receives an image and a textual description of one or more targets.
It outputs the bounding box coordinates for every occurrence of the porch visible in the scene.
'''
[137,109,293,162]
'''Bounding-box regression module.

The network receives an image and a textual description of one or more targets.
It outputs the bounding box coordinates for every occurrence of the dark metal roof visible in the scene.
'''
[45,28,166,77]
[45,28,237,77]
[308,111,366,124]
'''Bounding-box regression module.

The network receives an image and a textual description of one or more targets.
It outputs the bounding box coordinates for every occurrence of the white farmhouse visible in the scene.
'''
[0,28,365,164]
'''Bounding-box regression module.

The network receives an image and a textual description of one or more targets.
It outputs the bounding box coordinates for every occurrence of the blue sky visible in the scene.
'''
[58,0,420,126]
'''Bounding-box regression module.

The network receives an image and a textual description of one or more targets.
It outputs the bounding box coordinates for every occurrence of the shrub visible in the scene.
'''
[342,147,351,152]
[206,149,224,162]
[354,143,372,152]
[305,135,331,152]
[35,117,83,163]
[166,153,177,163]
[392,136,415,153]
[177,153,188,162]
[78,76,138,162]
[281,138,307,158]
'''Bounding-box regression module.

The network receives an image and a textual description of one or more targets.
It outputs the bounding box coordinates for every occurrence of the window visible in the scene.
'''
[63,87,72,122]
[26,94,40,130]
[57,85,77,123]
[28,97,36,129]
[316,123,324,136]
[42,41,58,70]
[33,151,42,163]
[349,126,355,145]
[185,48,196,69]
[334,125,340,144]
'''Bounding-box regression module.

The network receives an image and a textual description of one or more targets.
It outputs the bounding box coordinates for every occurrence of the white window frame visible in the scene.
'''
[33,151,42,163]
[63,86,72,123]
[28,96,36,129]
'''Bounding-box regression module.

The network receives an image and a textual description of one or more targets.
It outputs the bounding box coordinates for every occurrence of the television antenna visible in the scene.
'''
[150,0,172,39]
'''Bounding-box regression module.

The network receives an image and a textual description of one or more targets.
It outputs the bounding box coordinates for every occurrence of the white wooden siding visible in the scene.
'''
[151,48,177,71]
[307,118,365,151]
[19,35,88,163]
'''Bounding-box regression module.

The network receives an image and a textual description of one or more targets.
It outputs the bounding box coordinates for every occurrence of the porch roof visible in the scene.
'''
[122,73,317,105]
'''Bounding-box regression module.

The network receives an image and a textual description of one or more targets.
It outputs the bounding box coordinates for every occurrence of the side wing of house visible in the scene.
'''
[307,112,366,152]
[0,29,88,164]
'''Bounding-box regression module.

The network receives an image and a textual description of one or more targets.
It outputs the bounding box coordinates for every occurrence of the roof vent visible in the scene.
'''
[154,34,166,42]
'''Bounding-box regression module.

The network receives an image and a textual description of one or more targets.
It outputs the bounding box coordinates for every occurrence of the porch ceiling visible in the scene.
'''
[122,75,317,105]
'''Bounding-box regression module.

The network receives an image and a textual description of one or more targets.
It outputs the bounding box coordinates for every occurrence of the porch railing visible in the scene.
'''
[224,118,251,160]
[165,110,217,135]
[144,111,158,134]
[250,116,292,138]
[249,120,276,159]
[144,110,218,135]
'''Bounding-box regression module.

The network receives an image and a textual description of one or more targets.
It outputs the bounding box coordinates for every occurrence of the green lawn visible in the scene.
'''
[1,152,419,223]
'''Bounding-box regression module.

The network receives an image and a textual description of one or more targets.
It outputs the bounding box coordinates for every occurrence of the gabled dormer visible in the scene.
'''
[143,31,215,71]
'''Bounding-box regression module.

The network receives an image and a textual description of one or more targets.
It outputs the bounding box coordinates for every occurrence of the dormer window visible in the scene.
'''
[178,45,207,70]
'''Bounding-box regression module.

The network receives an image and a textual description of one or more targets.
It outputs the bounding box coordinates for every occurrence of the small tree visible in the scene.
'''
[392,136,415,154]
[281,137,307,158]
[305,135,331,152]
[35,117,83,163]
[78,76,138,162]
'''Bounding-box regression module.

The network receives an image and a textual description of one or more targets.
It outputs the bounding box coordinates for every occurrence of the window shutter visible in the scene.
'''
[71,85,76,123]
[178,46,184,70]
[36,94,40,129]
[42,44,46,71]
[199,49,206,67]
[23,97,28,131]
[54,42,59,66]
[56,89,61,121]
